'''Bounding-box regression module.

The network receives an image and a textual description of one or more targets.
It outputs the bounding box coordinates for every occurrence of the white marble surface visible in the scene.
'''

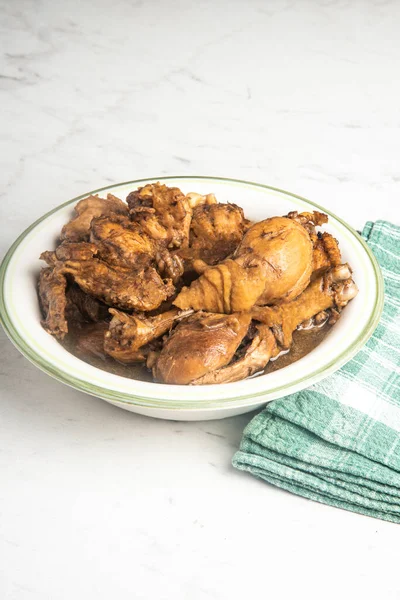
[1,0,400,598]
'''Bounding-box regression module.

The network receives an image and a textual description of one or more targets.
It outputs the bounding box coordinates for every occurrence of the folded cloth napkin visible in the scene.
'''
[233,220,400,523]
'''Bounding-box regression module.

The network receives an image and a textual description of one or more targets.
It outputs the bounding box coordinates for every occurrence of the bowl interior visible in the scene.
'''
[0,177,383,409]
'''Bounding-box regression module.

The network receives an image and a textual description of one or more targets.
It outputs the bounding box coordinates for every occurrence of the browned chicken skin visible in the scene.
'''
[127,183,192,249]
[61,194,128,242]
[177,202,249,268]
[154,263,358,385]
[42,237,175,313]
[153,312,252,384]
[40,242,99,265]
[104,308,192,363]
[174,216,313,312]
[287,210,328,231]
[191,325,277,385]
[175,258,267,313]
[38,183,358,386]
[90,214,158,270]
[38,267,68,339]
[252,264,358,348]
[55,259,174,312]
[236,216,313,304]
[287,211,341,274]
[56,241,99,262]
[66,284,109,324]
[309,232,342,275]
[155,250,184,284]
[38,263,109,339]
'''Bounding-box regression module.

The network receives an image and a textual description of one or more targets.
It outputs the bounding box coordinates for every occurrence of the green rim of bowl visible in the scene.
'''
[0,176,384,411]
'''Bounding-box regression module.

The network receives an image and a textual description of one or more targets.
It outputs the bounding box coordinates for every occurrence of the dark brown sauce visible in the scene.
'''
[60,322,154,382]
[263,324,332,375]
[60,321,332,383]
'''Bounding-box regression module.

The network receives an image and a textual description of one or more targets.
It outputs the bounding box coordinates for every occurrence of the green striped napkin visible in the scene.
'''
[233,220,400,523]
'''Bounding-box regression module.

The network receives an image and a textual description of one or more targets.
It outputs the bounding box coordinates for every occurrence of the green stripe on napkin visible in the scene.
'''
[232,221,400,523]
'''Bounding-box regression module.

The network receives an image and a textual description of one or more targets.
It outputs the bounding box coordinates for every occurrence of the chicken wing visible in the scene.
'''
[174,216,313,312]
[61,193,128,242]
[104,308,192,363]
[153,312,252,384]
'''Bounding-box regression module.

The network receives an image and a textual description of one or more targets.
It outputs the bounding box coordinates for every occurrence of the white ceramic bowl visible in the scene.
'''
[0,177,383,420]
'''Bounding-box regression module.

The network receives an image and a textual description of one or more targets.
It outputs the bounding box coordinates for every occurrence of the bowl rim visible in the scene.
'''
[0,175,384,411]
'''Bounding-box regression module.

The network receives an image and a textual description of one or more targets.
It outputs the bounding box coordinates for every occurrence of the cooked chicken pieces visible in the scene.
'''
[236,216,313,304]
[186,192,217,209]
[190,203,247,255]
[55,258,174,312]
[38,267,68,339]
[153,312,252,384]
[41,235,174,313]
[61,193,128,242]
[90,214,158,270]
[157,263,358,385]
[191,324,277,385]
[127,182,192,249]
[287,210,328,231]
[38,258,109,339]
[155,250,184,284]
[252,263,358,348]
[104,308,192,363]
[38,182,358,386]
[174,216,313,313]
[55,241,99,262]
[310,232,341,274]
[177,202,249,267]
[287,211,341,274]
[174,258,266,313]
[66,284,109,324]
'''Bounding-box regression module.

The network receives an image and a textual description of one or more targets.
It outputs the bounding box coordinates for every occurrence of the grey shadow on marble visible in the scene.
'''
[0,329,258,464]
